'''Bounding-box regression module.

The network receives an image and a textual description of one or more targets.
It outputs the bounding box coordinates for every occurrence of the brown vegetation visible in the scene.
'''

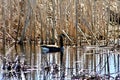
[0,0,119,46]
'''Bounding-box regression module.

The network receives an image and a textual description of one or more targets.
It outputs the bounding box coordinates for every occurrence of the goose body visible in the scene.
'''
[41,45,64,54]
[41,34,65,54]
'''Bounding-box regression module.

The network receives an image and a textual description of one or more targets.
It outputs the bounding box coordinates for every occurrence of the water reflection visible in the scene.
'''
[0,43,120,79]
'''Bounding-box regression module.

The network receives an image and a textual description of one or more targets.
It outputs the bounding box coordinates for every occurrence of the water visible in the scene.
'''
[0,43,120,80]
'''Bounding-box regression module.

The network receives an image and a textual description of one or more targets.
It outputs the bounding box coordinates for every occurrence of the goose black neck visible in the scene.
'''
[59,35,64,47]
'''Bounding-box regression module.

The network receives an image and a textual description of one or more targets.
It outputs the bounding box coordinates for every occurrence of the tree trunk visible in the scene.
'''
[18,0,31,45]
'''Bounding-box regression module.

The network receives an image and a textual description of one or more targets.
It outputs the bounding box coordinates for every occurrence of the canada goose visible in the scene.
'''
[41,34,65,65]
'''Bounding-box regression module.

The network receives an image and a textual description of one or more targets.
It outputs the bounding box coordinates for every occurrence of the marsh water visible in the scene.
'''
[0,43,120,80]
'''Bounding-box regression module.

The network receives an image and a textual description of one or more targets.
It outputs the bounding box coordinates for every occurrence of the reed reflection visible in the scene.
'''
[0,44,120,79]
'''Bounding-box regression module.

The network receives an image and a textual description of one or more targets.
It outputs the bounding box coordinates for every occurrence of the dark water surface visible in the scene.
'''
[0,43,120,80]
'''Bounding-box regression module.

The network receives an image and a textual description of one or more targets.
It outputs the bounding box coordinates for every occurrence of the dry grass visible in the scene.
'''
[0,0,119,46]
